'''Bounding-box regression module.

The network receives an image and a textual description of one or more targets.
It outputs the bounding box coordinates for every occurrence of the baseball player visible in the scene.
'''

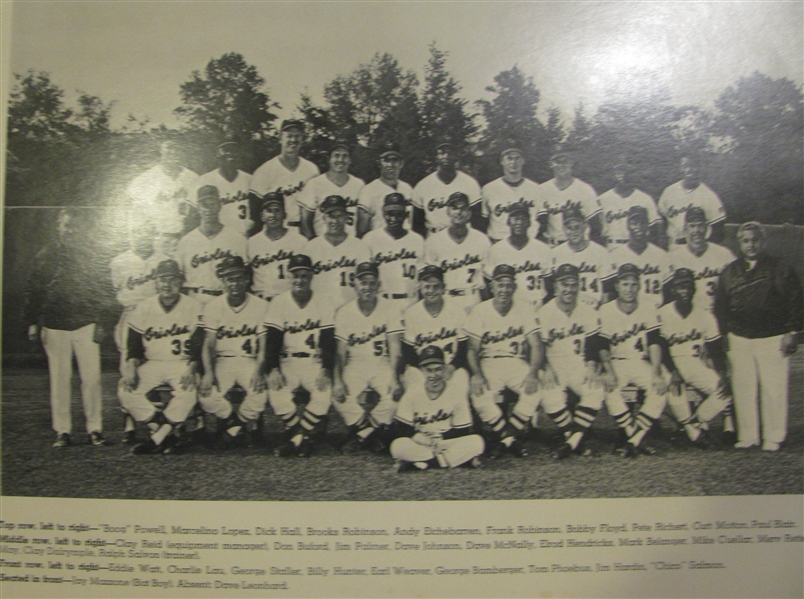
[411,141,481,236]
[356,142,413,237]
[298,140,364,239]
[666,207,736,312]
[246,192,308,301]
[536,150,602,246]
[198,257,270,446]
[118,259,203,454]
[304,195,371,309]
[126,139,198,256]
[262,254,336,457]
[480,147,541,243]
[332,262,404,453]
[658,154,726,249]
[363,192,424,309]
[465,264,544,458]
[534,264,606,459]
[175,185,247,305]
[249,119,320,231]
[423,192,490,314]
[658,268,733,446]
[548,207,609,307]
[484,203,551,309]
[192,141,253,237]
[390,346,484,471]
[598,263,669,456]
[603,206,671,308]
[598,158,661,247]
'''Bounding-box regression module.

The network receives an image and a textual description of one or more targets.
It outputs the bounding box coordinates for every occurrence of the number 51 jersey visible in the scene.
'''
[127,294,203,361]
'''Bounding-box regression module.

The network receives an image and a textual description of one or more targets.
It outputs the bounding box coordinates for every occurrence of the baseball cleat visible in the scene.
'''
[121,430,138,445]
[509,438,529,458]
[296,437,313,458]
[339,435,365,454]
[468,456,483,469]
[394,459,414,473]
[615,444,638,458]
[552,442,573,460]
[761,441,780,452]
[720,430,737,447]
[734,440,758,449]
[160,434,179,455]
[52,433,71,448]
[273,441,297,458]
[131,439,159,455]
[637,442,658,456]
[88,431,107,446]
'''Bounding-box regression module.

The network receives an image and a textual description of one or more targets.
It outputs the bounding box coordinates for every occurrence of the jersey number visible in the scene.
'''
[644,279,660,294]
[635,337,645,353]
[340,271,355,287]
[373,340,387,357]
[573,338,582,355]
[238,205,248,219]
[305,334,317,350]
[580,277,599,293]
[171,339,191,356]
[402,264,416,280]
[241,338,259,355]
[466,268,476,284]
[526,275,541,291]
[277,264,285,279]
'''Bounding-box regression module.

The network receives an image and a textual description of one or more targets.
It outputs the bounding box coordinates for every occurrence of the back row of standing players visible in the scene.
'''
[115,119,737,462]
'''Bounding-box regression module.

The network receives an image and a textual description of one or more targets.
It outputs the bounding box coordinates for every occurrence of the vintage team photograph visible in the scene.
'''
[2,2,802,501]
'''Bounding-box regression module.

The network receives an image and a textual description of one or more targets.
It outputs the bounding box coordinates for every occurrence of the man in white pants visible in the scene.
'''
[714,222,802,451]
[390,346,484,471]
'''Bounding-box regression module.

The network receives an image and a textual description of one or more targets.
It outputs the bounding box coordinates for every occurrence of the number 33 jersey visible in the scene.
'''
[128,294,203,361]
[203,293,269,358]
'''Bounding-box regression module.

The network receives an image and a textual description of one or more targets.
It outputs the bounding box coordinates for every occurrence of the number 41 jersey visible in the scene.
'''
[127,294,203,361]
[203,293,269,358]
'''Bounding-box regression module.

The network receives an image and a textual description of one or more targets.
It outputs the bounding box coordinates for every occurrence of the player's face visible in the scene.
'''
[507,212,530,237]
[680,157,700,183]
[563,218,585,244]
[423,362,447,391]
[198,198,221,222]
[355,274,380,301]
[555,276,579,305]
[323,208,347,234]
[613,165,632,186]
[672,280,695,303]
[738,229,763,260]
[155,275,182,302]
[329,149,351,174]
[217,145,239,169]
[627,216,648,242]
[447,203,470,227]
[501,152,524,178]
[616,275,640,303]
[379,155,403,181]
[550,155,574,178]
[261,203,285,229]
[436,147,456,169]
[685,220,707,248]
[420,277,445,304]
[223,272,249,298]
[383,207,407,232]
[492,277,516,302]
[290,269,313,293]
[281,128,304,155]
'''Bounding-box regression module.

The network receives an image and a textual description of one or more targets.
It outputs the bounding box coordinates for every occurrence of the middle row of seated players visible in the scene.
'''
[119,248,733,468]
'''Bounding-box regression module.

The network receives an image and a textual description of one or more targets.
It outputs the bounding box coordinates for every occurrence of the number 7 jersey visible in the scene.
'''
[127,294,203,361]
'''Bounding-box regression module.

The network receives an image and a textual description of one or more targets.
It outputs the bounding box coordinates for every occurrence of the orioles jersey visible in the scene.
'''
[357,179,414,232]
[297,173,365,237]
[334,298,403,362]
[203,293,268,359]
[658,181,726,245]
[536,300,600,366]
[191,169,253,236]
[605,243,671,306]
[110,250,168,309]
[304,235,371,308]
[550,241,608,305]
[412,170,481,234]
[127,294,202,362]
[175,226,247,292]
[247,229,308,300]
[250,156,320,228]
[538,178,601,245]
[395,368,472,436]
[364,228,424,298]
[464,299,537,360]
[264,291,335,364]
[127,165,198,236]
[480,177,541,241]
[657,301,720,360]
[403,299,467,365]
[598,188,660,247]
[667,243,736,312]
[599,300,660,362]
[424,228,490,294]
[484,237,552,306]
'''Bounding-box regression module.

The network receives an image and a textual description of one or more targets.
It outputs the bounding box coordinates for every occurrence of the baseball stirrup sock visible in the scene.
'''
[574,406,598,429]
[152,423,173,446]
[629,413,656,447]
[509,412,530,433]
[546,408,572,433]
[612,410,635,436]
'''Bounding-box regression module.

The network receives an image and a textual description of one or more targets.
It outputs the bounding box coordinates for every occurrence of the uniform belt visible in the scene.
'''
[448,289,474,297]
[255,293,273,301]
[182,287,223,296]
[383,293,409,300]
[281,352,314,358]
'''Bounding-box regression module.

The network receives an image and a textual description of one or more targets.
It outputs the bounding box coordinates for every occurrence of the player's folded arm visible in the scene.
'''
[319,326,336,372]
[264,326,285,372]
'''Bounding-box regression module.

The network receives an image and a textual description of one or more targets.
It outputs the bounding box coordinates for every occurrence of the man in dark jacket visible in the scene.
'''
[714,222,803,451]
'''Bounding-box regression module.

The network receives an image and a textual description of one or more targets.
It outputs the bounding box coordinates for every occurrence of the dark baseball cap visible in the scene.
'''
[383,193,408,211]
[554,263,580,282]
[627,205,649,223]
[418,345,445,367]
[550,149,574,162]
[507,203,530,218]
[320,195,348,214]
[671,268,695,285]
[446,192,470,208]
[287,254,313,273]
[281,119,305,132]
[196,185,220,205]
[418,265,444,282]
[436,140,455,152]
[562,206,585,223]
[330,139,350,154]
[216,256,248,279]
[492,264,516,281]
[154,259,183,280]
[379,142,403,159]
[501,147,524,158]
[261,192,285,209]
[616,263,641,280]
[217,141,239,152]
[685,207,707,224]
[355,262,379,279]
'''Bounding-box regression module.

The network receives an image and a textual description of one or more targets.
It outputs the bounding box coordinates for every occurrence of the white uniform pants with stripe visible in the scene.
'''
[268,358,331,419]
[334,359,396,427]
[390,435,484,468]
[118,360,197,425]
[728,334,789,445]
[672,355,730,423]
[527,362,605,420]
[199,357,268,422]
[474,357,534,423]
[605,359,667,419]
[41,324,102,435]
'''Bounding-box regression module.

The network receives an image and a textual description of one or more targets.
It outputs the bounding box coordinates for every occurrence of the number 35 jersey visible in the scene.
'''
[128,294,203,361]
[463,299,537,360]
[264,291,335,363]
[598,300,660,361]
[203,293,269,358]
[334,298,403,363]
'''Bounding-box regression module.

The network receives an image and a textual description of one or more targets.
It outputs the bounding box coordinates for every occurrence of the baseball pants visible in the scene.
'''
[474,357,534,423]
[118,360,197,425]
[523,362,605,421]
[41,324,102,435]
[335,359,396,427]
[199,357,268,422]
[728,333,789,445]
[269,358,331,419]
[670,356,730,424]
[605,359,667,420]
[390,434,484,468]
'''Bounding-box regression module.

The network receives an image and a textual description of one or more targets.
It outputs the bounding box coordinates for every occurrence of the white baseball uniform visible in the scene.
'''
[304,235,371,308]
[538,178,601,246]
[605,243,671,307]
[357,179,414,232]
[403,299,468,367]
[412,171,481,234]
[247,229,308,301]
[127,165,198,238]
[175,226,247,304]
[598,188,660,247]
[550,241,609,307]
[424,228,490,313]
[480,177,541,242]
[364,228,424,307]
[297,173,365,237]
[484,237,552,308]
[191,169,253,236]
[666,243,736,312]
[250,156,320,228]
[657,181,726,247]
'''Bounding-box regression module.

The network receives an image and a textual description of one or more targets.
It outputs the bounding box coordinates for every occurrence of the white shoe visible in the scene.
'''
[761,441,780,452]
[734,441,758,449]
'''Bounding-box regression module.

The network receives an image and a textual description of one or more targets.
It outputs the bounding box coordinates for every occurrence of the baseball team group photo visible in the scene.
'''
[3,2,802,501]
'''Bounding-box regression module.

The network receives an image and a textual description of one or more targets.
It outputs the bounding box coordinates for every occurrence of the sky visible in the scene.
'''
[6,1,803,130]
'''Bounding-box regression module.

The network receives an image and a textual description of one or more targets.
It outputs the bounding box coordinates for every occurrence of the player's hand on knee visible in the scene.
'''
[267,369,285,391]
[121,373,138,393]
[180,369,198,391]
[199,373,216,397]
[389,378,404,402]
[652,373,668,395]
[315,369,330,392]
[539,367,558,390]
[523,371,540,395]
[601,371,618,393]
[584,363,603,389]
[668,370,684,396]
[470,374,488,397]
[332,380,347,403]
[250,371,267,393]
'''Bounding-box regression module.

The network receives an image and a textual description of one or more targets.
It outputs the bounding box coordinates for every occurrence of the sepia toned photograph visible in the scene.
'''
[2,0,802,510]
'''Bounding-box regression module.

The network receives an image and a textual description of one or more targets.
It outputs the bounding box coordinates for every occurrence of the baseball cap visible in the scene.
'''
[320,195,348,214]
[216,256,248,279]
[626,205,649,223]
[508,203,530,219]
[379,142,403,160]
[436,140,455,152]
[492,264,516,281]
[217,141,239,152]
[550,148,574,162]
[616,263,641,280]
[330,139,350,154]
[261,192,285,210]
[281,119,305,132]
[671,268,695,285]
[154,259,183,280]
[684,207,707,224]
[383,193,408,212]
[562,206,585,224]
[196,185,220,205]
[554,263,580,282]
[355,262,379,279]
[501,147,524,158]
[418,345,446,368]
[418,265,444,282]
[287,254,313,273]
[446,192,470,208]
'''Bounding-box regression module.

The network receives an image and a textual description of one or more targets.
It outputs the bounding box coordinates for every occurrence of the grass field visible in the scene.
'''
[2,352,802,501]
